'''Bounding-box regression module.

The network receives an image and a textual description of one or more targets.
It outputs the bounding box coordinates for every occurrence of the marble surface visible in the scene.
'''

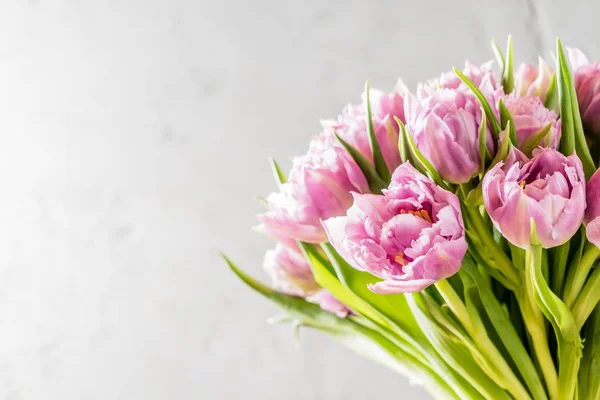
[0,1,598,398]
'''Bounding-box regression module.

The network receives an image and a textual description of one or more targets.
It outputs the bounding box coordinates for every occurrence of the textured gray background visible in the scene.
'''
[0,1,598,399]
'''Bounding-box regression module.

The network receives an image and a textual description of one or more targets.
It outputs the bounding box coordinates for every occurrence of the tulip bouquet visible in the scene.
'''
[222,38,600,400]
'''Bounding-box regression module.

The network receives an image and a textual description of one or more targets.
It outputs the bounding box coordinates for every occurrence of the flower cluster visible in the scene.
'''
[253,46,600,315]
[227,39,600,400]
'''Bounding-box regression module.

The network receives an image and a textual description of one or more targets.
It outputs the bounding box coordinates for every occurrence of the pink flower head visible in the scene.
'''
[322,82,407,172]
[323,163,467,294]
[568,48,600,136]
[257,135,369,243]
[483,148,586,249]
[513,58,553,102]
[405,87,496,184]
[417,61,498,99]
[263,242,350,317]
[264,241,319,296]
[584,169,600,248]
[503,94,561,149]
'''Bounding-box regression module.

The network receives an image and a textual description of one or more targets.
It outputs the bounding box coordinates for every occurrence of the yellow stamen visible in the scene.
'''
[394,252,407,266]
[519,180,526,188]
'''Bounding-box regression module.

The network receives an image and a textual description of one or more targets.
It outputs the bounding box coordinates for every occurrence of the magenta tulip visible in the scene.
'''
[322,163,467,293]
[584,169,600,248]
[483,148,586,249]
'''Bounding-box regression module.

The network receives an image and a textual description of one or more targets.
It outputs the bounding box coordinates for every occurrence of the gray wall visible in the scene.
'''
[0,1,597,399]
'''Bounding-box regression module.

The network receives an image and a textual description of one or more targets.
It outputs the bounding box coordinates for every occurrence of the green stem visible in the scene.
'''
[462,255,548,400]
[550,241,570,298]
[527,224,582,400]
[345,318,460,400]
[563,243,600,307]
[522,248,558,399]
[435,279,532,400]
[572,261,600,330]
[463,206,520,290]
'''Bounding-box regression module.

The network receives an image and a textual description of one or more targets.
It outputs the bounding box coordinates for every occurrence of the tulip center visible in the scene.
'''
[389,208,434,267]
[394,251,408,266]
[400,208,433,223]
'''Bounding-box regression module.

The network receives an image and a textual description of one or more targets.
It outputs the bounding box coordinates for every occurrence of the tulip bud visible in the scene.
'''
[503,95,561,149]
[568,48,600,137]
[513,58,553,102]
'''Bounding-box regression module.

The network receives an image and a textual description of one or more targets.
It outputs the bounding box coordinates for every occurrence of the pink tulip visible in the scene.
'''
[568,48,600,136]
[323,163,467,293]
[257,135,369,243]
[513,58,553,102]
[483,148,586,249]
[405,87,496,184]
[503,94,561,149]
[263,242,350,317]
[418,61,498,99]
[584,169,600,248]
[322,83,407,172]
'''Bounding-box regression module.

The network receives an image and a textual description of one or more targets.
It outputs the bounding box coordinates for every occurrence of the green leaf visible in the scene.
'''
[465,185,483,207]
[527,220,582,400]
[478,109,490,176]
[498,98,518,146]
[334,132,387,193]
[503,35,514,93]
[298,242,391,329]
[397,117,411,164]
[395,116,427,175]
[491,38,505,72]
[406,293,509,400]
[365,80,391,182]
[461,256,548,400]
[578,305,600,400]
[318,243,482,399]
[268,157,287,186]
[321,243,421,337]
[556,38,596,179]
[221,254,459,400]
[454,67,502,140]
[485,121,513,172]
[544,71,558,111]
[550,241,570,298]
[254,195,268,207]
[520,122,553,157]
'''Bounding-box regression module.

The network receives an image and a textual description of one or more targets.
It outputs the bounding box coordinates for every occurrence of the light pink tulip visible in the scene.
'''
[568,48,600,136]
[483,148,586,249]
[263,242,350,317]
[584,169,600,248]
[257,135,369,243]
[513,58,553,102]
[323,163,467,293]
[503,94,561,149]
